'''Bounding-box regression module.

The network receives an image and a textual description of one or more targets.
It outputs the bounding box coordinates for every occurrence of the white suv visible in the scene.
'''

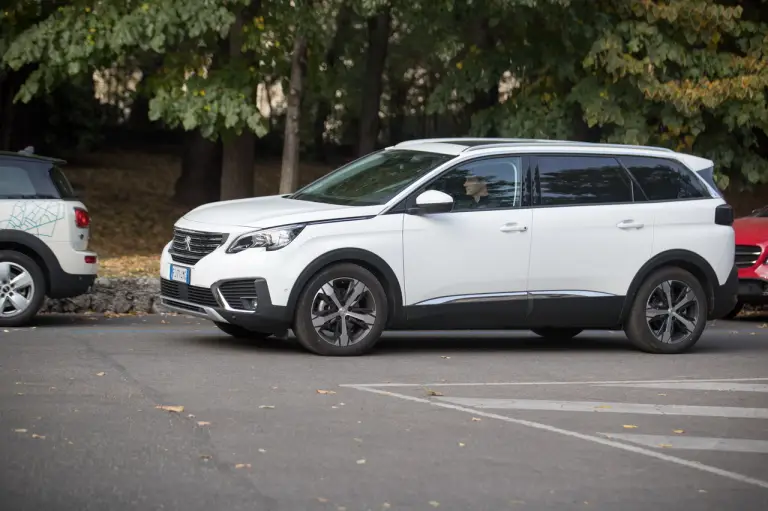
[0,149,99,327]
[159,138,737,356]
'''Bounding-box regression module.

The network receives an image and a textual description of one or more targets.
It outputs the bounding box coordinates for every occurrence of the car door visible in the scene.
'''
[526,154,655,327]
[402,155,533,329]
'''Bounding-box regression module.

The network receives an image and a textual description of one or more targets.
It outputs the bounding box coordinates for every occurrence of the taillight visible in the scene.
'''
[84,255,97,264]
[74,207,90,228]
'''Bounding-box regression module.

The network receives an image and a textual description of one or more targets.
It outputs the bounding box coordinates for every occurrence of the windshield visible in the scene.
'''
[290,150,453,206]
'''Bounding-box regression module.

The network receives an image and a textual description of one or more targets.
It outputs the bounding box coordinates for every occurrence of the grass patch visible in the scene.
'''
[65,150,334,277]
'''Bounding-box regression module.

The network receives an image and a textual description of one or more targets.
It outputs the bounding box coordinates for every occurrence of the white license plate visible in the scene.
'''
[169,264,191,284]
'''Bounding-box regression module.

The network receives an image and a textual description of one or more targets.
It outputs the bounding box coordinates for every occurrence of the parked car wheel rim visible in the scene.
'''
[0,262,36,318]
[645,279,700,344]
[310,277,377,347]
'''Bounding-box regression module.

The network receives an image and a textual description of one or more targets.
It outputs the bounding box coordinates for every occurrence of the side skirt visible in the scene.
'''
[398,292,625,330]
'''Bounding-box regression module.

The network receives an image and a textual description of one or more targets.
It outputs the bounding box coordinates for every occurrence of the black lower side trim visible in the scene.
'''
[710,265,740,316]
[400,299,528,330]
[400,295,624,330]
[48,272,96,299]
[214,306,290,335]
[527,295,624,329]
[734,277,768,305]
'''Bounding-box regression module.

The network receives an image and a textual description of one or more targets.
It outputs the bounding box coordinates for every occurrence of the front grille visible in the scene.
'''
[160,279,219,308]
[735,245,762,268]
[169,228,228,265]
[218,279,258,310]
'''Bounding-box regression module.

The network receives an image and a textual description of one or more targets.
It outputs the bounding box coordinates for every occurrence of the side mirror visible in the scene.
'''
[408,190,454,215]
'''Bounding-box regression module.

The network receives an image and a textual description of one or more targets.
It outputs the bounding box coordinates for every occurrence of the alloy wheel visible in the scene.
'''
[310,277,377,347]
[645,279,700,344]
[0,262,36,318]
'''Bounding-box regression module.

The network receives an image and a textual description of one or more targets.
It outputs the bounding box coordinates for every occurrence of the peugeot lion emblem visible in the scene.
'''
[184,235,192,251]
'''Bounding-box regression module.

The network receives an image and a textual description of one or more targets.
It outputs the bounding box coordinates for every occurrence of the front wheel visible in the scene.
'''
[0,251,46,328]
[293,263,388,356]
[624,266,707,354]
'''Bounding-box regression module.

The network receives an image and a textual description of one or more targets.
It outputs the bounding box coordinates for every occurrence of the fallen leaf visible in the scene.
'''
[659,443,673,448]
[658,393,667,396]
[199,454,212,460]
[673,429,685,434]
[426,389,443,396]
[441,356,451,359]
[458,442,466,447]
[595,405,612,409]
[31,434,45,439]
[3,329,9,333]
[382,503,391,509]
[258,448,266,453]
[13,429,27,433]
[353,438,363,443]
[155,405,184,413]
[356,459,366,465]
[471,417,482,422]
[259,405,275,409]
[623,425,638,429]
[235,463,252,469]
[96,372,106,376]
[429,501,440,508]
[338,507,347,511]
[316,389,336,395]
[759,323,767,328]
[698,489,708,493]
[317,497,329,503]
[197,421,211,426]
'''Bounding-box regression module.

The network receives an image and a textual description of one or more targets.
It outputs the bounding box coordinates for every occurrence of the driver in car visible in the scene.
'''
[463,173,492,208]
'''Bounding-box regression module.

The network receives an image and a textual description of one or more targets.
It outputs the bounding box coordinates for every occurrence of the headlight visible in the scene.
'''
[226,224,305,253]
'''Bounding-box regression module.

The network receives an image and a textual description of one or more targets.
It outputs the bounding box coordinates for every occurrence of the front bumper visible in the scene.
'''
[710,264,739,319]
[158,277,291,334]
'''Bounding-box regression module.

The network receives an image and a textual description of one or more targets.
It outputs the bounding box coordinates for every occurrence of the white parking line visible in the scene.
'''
[599,433,768,454]
[434,398,768,419]
[345,385,768,490]
[342,377,768,388]
[593,382,768,392]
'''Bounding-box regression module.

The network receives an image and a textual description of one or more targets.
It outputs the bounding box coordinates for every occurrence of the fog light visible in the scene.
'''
[240,297,258,311]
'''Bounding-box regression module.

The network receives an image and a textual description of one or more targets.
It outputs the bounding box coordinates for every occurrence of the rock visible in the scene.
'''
[41,277,163,315]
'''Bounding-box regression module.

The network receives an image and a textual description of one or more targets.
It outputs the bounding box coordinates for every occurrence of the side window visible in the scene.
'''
[425,157,522,212]
[537,156,633,206]
[0,165,36,197]
[619,156,708,201]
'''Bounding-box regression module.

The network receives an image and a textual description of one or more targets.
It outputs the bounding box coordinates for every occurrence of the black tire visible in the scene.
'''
[0,250,46,328]
[624,266,708,354]
[213,322,274,341]
[722,301,744,320]
[531,327,583,339]
[293,263,388,356]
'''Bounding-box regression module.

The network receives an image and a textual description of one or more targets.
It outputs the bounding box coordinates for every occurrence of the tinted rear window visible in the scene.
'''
[537,155,633,206]
[619,156,708,201]
[0,158,70,199]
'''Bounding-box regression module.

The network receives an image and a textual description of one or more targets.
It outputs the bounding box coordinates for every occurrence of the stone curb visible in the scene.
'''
[41,277,164,315]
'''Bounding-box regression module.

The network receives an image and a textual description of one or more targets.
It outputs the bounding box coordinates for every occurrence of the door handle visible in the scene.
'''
[617,220,644,229]
[500,223,528,232]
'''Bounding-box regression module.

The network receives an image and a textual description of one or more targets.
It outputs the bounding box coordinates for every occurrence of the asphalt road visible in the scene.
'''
[1,313,768,511]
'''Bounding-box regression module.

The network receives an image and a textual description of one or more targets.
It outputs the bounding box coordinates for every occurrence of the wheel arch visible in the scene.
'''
[286,248,404,326]
[0,229,56,294]
[621,249,718,323]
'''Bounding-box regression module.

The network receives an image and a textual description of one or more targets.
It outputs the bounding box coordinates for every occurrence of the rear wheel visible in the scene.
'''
[293,263,387,356]
[0,251,46,328]
[624,266,707,354]
[531,327,583,339]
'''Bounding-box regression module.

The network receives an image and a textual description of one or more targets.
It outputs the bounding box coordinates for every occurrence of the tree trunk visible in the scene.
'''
[388,78,409,145]
[314,2,353,161]
[219,10,256,200]
[357,8,391,157]
[0,71,18,151]
[279,35,309,194]
[174,130,222,206]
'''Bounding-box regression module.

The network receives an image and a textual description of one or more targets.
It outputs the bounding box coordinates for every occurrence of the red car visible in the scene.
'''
[729,206,768,317]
